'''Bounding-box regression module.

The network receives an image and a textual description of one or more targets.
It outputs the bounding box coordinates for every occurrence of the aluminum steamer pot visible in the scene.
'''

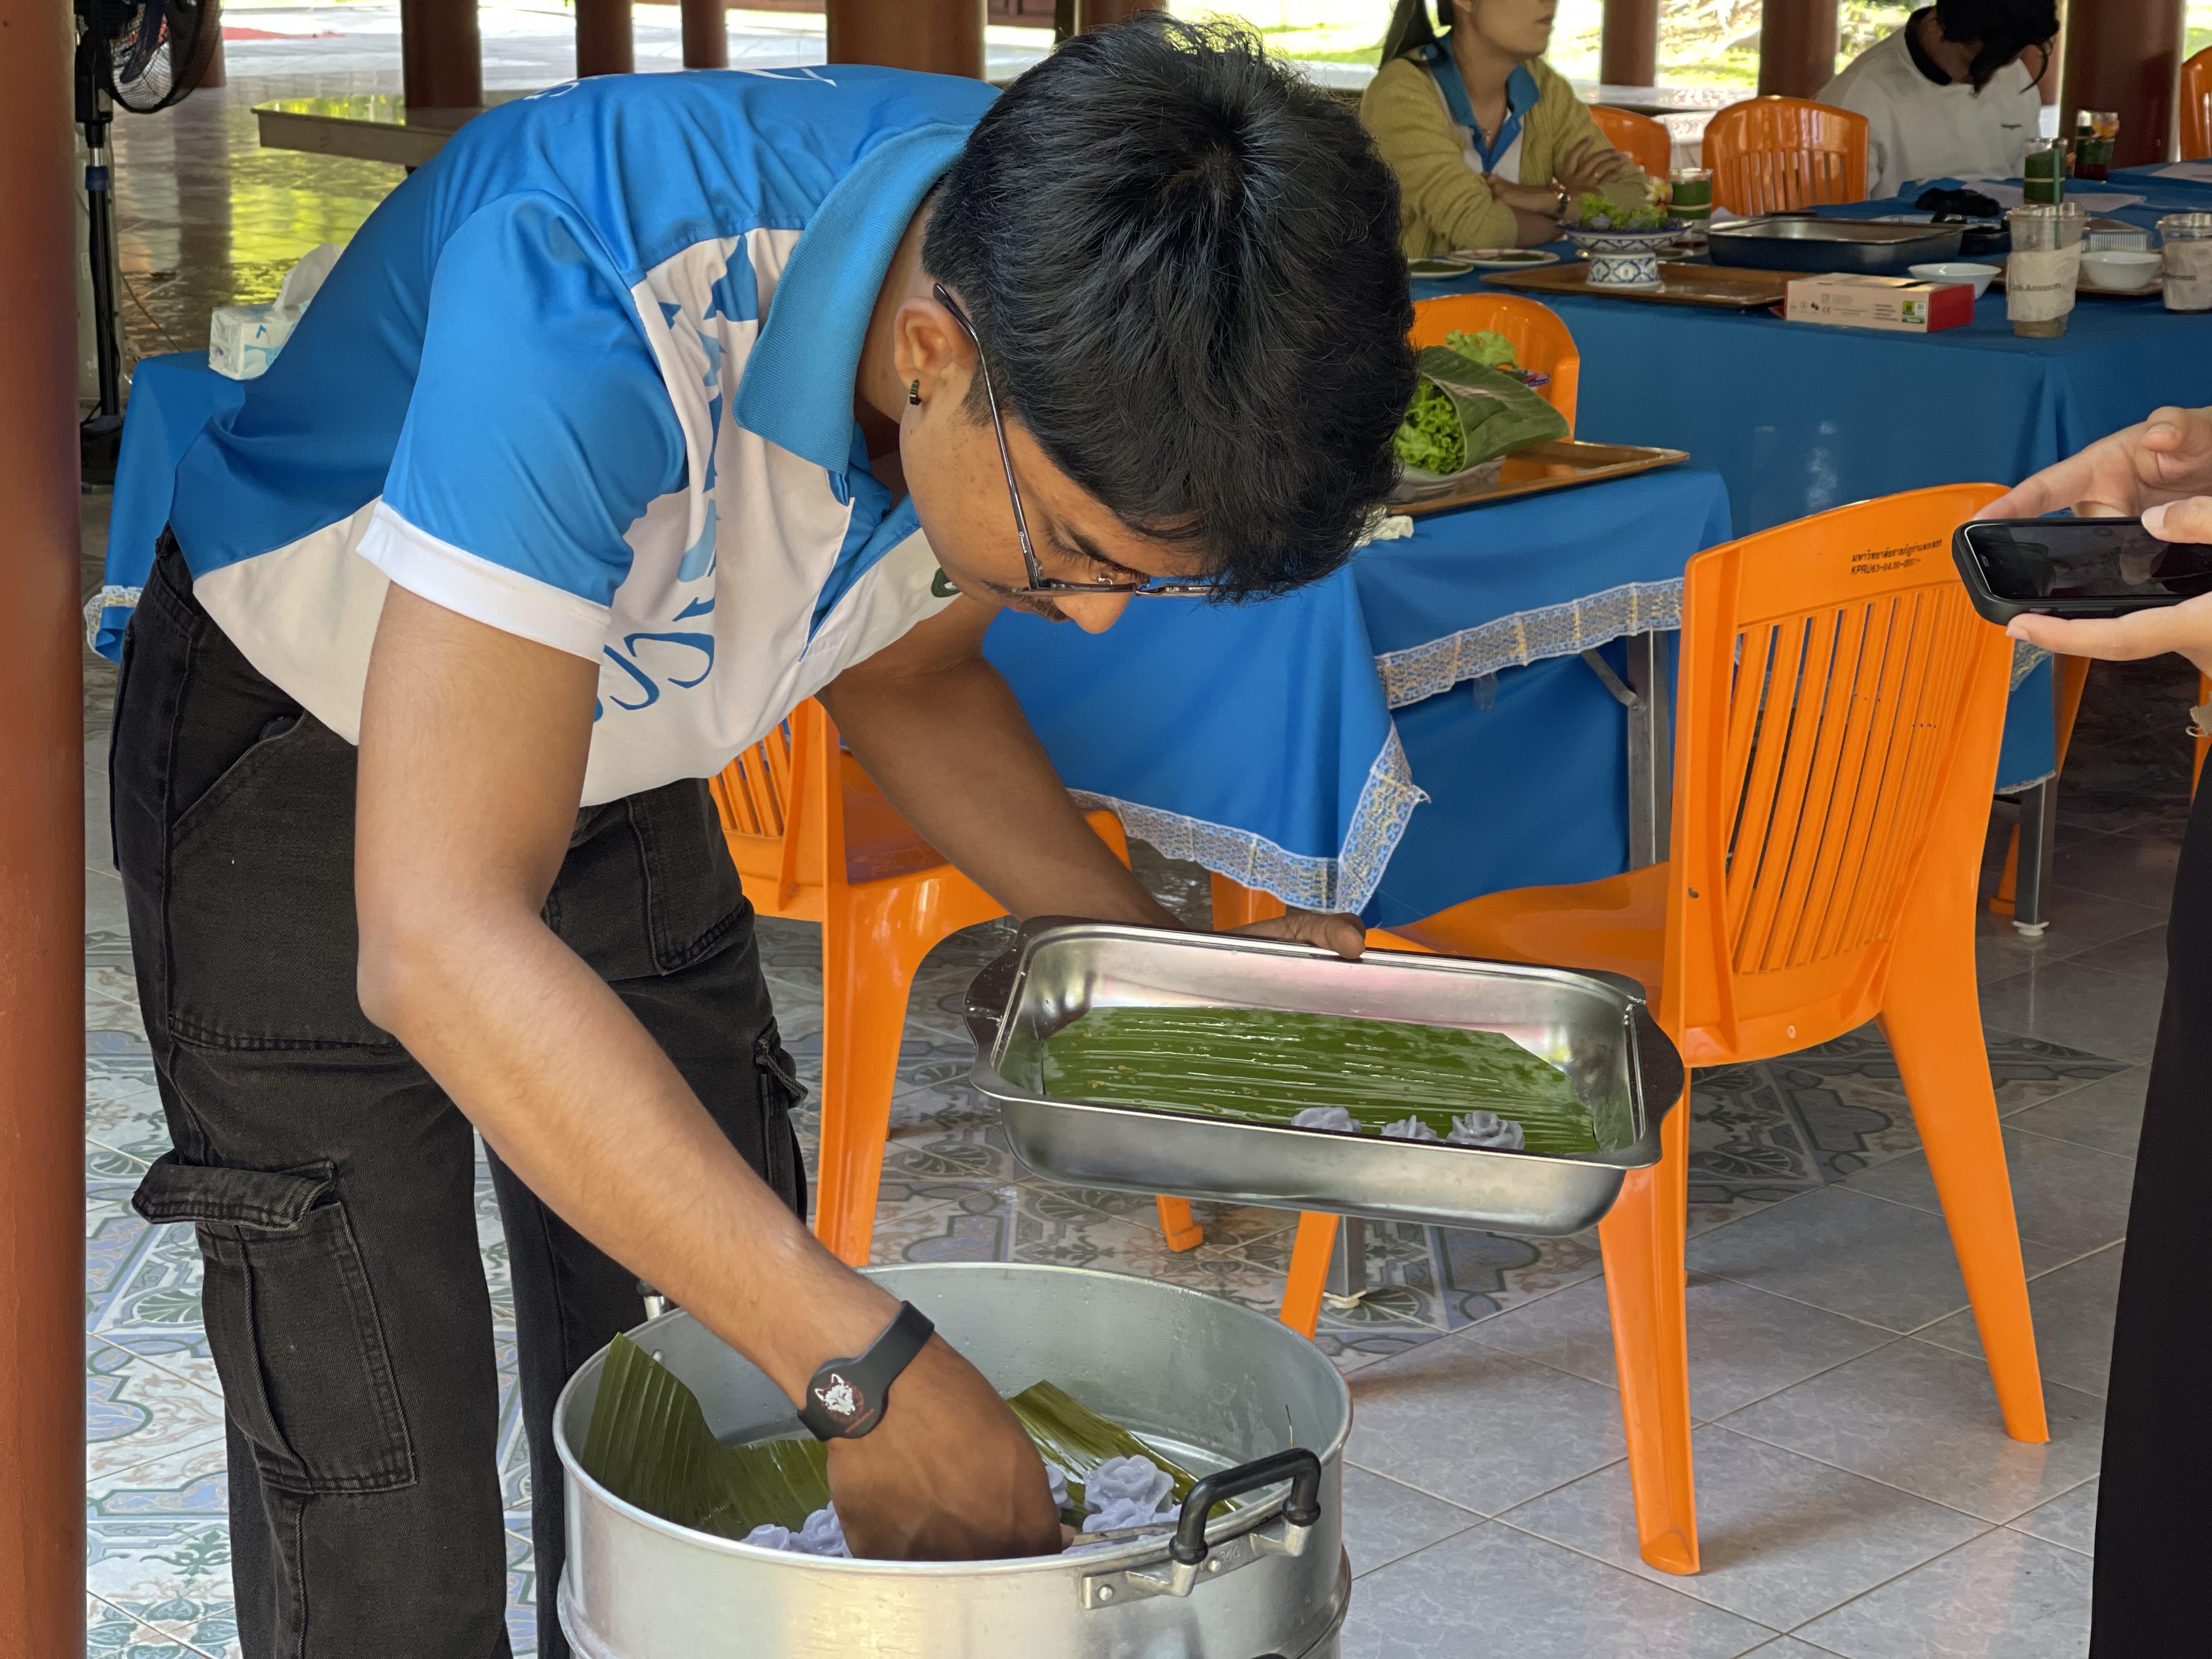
[555,1263,1352,1659]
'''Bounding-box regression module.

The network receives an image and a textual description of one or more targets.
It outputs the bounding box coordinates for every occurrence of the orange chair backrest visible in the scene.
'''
[1591,105,1673,178]
[1701,97,1870,213]
[1409,292,1580,430]
[709,698,843,922]
[2184,47,2212,158]
[1663,484,2010,1064]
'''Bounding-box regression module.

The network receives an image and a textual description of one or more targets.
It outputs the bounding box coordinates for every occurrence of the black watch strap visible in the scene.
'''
[798,1302,935,1441]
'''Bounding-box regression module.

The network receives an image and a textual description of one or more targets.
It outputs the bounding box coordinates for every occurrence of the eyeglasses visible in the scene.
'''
[932,283,1214,599]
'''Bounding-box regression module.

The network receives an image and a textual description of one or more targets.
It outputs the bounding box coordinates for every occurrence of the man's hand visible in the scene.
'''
[827,1339,1063,1560]
[1982,406,2212,521]
[2008,553,2212,675]
[1232,910,1366,960]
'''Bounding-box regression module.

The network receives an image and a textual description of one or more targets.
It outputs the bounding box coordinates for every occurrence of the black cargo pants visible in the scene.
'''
[110,537,806,1658]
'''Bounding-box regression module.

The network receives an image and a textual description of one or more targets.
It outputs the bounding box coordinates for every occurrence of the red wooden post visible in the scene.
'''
[1601,0,1660,89]
[399,0,483,110]
[1758,0,1840,99]
[0,3,89,1655]
[826,0,986,78]
[578,0,637,77]
[682,0,730,69]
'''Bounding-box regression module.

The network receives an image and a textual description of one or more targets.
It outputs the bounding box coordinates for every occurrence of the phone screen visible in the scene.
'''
[1964,520,2212,603]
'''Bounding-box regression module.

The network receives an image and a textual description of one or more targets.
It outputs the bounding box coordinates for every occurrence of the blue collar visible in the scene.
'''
[1419,40,1541,174]
[731,121,975,477]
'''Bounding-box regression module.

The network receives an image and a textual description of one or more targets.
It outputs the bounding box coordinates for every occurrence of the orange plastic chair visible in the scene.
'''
[1409,291,1581,431]
[1277,484,2050,1577]
[1702,97,1870,213]
[1591,104,1674,179]
[2184,47,2212,159]
[710,701,1206,1264]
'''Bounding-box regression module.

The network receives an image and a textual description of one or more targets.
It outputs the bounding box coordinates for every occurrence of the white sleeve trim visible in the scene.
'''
[357,501,612,662]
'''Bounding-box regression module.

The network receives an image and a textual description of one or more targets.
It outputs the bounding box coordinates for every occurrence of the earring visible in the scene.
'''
[908,380,922,406]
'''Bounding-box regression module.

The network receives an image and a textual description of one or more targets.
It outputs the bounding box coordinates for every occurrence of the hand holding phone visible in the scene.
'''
[1954,517,2212,623]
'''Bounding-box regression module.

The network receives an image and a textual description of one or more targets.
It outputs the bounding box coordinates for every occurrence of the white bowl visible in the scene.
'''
[1908,261,2000,298]
[2081,250,2163,290]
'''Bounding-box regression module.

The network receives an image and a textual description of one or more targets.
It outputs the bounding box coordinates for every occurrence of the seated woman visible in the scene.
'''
[1818,0,2057,199]
[1362,0,1639,255]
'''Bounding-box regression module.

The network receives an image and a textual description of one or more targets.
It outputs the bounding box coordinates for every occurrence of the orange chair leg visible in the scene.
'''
[1278,1212,1340,1339]
[1877,974,2050,1444]
[812,912,925,1268]
[1154,1197,1205,1252]
[1598,1091,1700,1576]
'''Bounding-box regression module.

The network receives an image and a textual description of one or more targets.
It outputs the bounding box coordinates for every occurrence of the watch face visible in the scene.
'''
[813,1372,866,1425]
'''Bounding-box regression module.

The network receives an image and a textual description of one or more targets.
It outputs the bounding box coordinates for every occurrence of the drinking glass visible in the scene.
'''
[2006,202,2085,337]
[2160,213,2212,312]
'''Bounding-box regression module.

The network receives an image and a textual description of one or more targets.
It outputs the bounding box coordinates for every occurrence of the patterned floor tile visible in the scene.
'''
[87,1339,228,1485]
[2004,1066,2149,1159]
[87,1525,238,1659]
[507,1526,539,1657]
[1842,1127,2135,1259]
[2007,1479,2097,1556]
[91,1214,213,1365]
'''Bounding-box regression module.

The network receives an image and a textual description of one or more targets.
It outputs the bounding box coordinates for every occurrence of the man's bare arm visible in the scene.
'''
[354,586,1059,1559]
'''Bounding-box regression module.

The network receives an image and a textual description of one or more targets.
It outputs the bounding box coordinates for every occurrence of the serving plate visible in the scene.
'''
[1706,215,1967,275]
[1484,260,1793,308]
[1389,439,1688,516]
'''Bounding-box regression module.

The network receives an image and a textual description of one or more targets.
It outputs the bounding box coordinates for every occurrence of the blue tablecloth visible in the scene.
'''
[94,353,2041,926]
[1414,180,2212,538]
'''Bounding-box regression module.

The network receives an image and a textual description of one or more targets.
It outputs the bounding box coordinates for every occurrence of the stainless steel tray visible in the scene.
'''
[1707,215,1966,275]
[964,921,1684,1238]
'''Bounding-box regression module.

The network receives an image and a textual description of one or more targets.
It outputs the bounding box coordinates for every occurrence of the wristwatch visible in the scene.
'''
[798,1302,935,1440]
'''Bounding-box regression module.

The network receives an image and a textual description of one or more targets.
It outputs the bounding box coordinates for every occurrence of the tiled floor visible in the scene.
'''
[76,15,2197,1656]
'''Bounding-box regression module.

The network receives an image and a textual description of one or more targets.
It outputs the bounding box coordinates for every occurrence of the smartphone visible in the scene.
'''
[1952,517,2212,623]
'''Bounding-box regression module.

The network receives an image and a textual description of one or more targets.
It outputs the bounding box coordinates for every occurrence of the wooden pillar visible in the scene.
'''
[399,0,482,110]
[1084,0,1164,24]
[0,1,88,1655]
[2062,0,2184,165]
[577,0,636,77]
[1601,0,1660,88]
[1758,0,1839,99]
[826,0,986,78]
[680,0,727,69]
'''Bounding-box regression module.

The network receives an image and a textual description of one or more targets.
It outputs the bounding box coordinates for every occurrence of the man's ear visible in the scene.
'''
[894,292,975,408]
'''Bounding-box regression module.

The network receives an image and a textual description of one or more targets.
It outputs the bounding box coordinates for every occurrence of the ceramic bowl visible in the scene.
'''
[1907,261,2000,298]
[2080,250,2163,290]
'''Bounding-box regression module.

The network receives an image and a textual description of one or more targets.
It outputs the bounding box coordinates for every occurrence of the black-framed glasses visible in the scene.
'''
[932,283,1214,599]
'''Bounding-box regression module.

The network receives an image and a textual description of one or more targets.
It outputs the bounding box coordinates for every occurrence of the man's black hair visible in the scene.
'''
[1931,0,2058,92]
[925,13,1416,601]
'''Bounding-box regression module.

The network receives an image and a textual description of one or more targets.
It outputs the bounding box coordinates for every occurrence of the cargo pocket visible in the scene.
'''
[755,1027,810,1224]
[133,1153,416,1495]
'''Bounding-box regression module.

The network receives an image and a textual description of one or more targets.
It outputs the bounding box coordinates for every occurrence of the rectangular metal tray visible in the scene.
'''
[1707,216,1966,275]
[963,922,1684,1237]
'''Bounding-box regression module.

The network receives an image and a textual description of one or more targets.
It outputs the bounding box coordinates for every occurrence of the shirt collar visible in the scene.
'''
[1421,39,1543,168]
[731,120,977,477]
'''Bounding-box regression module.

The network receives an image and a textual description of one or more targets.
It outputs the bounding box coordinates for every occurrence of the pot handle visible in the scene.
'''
[1170,1447,1324,1568]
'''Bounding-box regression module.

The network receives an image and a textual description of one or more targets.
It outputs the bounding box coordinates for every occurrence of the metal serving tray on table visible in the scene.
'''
[1706,215,1967,275]
[964,922,1684,1238]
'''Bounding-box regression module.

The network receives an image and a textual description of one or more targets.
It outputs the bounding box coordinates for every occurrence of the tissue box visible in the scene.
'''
[1784,273,1975,334]
[208,303,297,379]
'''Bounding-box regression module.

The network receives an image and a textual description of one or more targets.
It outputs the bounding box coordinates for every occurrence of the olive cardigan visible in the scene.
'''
[1361,52,1617,256]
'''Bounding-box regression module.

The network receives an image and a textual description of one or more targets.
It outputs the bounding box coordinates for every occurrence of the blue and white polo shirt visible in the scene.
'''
[170,66,996,804]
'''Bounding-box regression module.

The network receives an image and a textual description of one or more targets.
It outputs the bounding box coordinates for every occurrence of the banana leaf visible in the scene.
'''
[579,1333,828,1538]
[1395,345,1571,478]
[1040,1007,1600,1155]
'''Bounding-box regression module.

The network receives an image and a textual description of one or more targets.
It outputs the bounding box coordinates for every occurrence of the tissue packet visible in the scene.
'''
[208,243,343,380]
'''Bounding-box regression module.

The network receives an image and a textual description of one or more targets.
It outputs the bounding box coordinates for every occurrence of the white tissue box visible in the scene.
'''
[207,303,296,380]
